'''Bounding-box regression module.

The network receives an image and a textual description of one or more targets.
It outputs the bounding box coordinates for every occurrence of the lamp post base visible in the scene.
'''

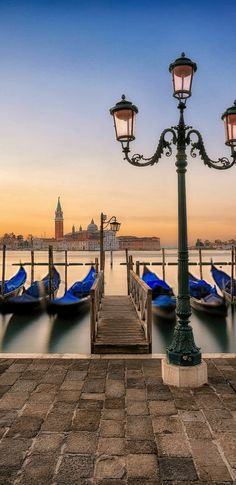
[162,358,208,388]
[166,323,202,366]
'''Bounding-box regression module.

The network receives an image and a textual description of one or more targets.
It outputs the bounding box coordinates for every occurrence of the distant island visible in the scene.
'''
[194,238,236,249]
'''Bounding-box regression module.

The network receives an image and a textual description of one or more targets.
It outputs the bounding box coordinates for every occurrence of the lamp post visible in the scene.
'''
[110,53,236,386]
[100,213,121,271]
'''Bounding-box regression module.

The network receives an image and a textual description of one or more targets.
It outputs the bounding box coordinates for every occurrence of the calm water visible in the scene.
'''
[0,250,236,354]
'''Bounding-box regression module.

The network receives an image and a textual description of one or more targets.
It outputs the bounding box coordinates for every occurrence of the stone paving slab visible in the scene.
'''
[0,357,236,483]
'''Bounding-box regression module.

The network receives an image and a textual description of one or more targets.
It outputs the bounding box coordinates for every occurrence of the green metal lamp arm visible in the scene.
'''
[186,129,236,170]
[121,128,177,167]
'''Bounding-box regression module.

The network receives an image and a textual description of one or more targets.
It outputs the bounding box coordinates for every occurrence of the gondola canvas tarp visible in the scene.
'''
[0,266,27,298]
[47,266,96,316]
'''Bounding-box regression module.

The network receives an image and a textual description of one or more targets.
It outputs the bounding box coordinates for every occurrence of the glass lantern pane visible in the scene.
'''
[226,114,236,145]
[114,109,135,140]
[110,221,120,232]
[173,65,193,98]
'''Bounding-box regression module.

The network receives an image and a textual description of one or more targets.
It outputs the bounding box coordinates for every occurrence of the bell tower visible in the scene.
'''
[55,197,64,239]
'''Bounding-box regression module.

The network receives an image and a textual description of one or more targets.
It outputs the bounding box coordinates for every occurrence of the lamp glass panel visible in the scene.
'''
[225,114,236,145]
[110,221,120,232]
[173,65,193,98]
[114,109,135,140]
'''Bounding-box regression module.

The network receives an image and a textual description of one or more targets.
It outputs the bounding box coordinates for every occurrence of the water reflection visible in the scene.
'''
[152,315,176,353]
[48,303,90,354]
[2,312,53,353]
[192,309,229,353]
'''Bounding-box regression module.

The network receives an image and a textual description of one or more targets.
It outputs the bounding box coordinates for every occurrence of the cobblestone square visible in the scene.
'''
[0,356,235,483]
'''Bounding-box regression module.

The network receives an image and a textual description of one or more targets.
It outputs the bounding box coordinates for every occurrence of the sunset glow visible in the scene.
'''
[0,0,235,246]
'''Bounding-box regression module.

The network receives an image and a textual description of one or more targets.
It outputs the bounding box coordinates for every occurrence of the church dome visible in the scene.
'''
[87,219,98,233]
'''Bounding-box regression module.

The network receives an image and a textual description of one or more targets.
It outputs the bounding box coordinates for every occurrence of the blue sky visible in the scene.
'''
[0,0,235,244]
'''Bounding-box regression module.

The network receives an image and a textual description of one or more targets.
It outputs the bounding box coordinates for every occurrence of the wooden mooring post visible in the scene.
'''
[1,245,6,297]
[129,255,134,271]
[48,245,53,300]
[64,250,68,292]
[162,248,166,281]
[231,246,234,302]
[31,250,34,285]
[199,248,203,279]
[125,249,129,294]
[95,257,99,274]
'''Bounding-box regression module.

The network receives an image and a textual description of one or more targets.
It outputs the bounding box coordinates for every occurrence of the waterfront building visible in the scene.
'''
[63,219,119,251]
[117,236,160,251]
[55,197,64,240]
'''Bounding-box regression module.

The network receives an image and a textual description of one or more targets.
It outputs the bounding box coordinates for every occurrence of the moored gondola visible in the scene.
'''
[142,266,176,320]
[0,266,27,303]
[2,267,61,314]
[211,263,236,304]
[189,272,227,316]
[47,266,96,316]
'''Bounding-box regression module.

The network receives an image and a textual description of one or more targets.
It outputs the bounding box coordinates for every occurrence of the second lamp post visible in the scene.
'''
[100,213,121,271]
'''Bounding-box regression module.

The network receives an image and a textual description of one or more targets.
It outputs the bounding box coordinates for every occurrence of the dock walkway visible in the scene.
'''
[92,295,150,354]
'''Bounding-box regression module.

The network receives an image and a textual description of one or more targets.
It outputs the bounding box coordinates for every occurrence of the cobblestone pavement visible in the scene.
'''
[0,357,236,484]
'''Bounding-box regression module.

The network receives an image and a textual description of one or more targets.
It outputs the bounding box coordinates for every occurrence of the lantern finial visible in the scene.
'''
[181,52,185,58]
[122,94,126,100]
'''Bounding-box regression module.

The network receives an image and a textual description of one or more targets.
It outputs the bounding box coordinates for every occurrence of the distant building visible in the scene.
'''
[63,218,119,251]
[193,238,236,250]
[55,197,64,240]
[117,236,160,251]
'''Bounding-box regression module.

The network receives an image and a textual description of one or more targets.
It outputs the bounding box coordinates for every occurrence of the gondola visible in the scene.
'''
[189,272,227,316]
[2,267,61,314]
[142,266,176,320]
[47,266,96,316]
[0,266,27,302]
[211,263,236,304]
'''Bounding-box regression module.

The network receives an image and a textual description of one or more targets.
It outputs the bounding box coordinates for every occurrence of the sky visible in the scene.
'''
[0,0,236,246]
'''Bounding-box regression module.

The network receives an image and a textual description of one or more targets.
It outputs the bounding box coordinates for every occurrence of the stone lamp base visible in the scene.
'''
[162,358,208,388]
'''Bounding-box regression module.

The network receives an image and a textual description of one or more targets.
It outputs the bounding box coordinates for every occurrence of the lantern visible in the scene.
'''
[110,219,121,232]
[169,53,197,99]
[110,95,138,142]
[222,101,236,147]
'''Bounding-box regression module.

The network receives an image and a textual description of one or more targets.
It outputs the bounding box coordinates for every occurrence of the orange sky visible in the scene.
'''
[1,149,236,246]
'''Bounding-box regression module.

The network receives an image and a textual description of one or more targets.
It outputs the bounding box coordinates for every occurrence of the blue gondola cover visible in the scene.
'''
[26,267,60,298]
[211,264,235,293]
[142,266,173,298]
[0,266,27,295]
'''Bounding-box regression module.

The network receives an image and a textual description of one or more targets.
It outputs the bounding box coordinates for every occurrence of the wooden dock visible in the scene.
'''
[90,272,152,354]
[92,296,150,353]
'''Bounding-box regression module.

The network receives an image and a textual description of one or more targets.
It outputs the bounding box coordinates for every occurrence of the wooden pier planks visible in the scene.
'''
[92,295,150,354]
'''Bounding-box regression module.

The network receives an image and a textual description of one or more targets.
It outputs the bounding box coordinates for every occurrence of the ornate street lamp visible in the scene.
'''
[100,213,121,271]
[110,53,236,384]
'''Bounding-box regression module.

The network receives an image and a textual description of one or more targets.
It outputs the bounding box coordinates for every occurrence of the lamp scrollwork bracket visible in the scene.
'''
[121,128,177,167]
[186,129,236,170]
